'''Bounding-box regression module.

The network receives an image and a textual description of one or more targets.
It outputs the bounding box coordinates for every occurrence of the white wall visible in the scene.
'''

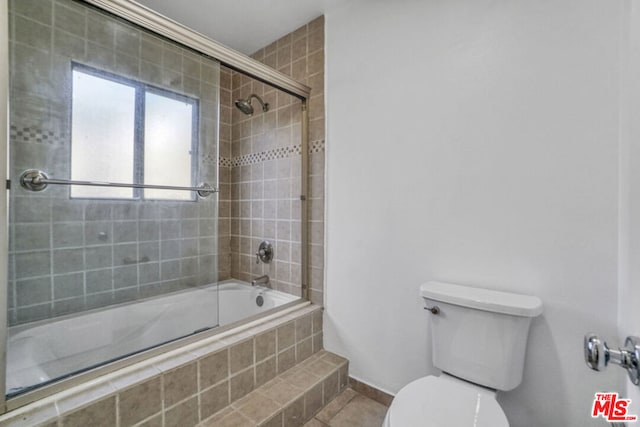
[620,0,640,414]
[324,0,626,426]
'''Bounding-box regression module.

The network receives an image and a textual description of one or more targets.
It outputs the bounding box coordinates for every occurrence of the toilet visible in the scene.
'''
[384,281,543,426]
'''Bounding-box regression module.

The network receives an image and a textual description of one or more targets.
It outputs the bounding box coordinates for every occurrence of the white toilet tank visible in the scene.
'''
[420,281,543,391]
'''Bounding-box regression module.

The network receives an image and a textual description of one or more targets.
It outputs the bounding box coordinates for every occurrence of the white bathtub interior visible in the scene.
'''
[6,280,297,396]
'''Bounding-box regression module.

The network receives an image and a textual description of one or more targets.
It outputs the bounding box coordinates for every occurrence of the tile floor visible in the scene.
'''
[304,387,389,427]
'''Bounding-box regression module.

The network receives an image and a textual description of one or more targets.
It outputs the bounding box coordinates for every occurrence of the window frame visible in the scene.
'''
[70,62,200,202]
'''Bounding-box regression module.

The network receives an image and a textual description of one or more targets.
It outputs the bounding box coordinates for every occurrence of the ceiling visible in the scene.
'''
[136,0,336,55]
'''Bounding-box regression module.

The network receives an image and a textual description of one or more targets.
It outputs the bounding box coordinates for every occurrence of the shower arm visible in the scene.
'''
[247,94,269,112]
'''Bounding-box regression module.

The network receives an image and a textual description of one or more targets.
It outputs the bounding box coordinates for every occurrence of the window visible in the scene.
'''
[70,64,198,201]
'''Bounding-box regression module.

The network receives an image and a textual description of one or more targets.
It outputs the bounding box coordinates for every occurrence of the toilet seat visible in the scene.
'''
[384,375,509,427]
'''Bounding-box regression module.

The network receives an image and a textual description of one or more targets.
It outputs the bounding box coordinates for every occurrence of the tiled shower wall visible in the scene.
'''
[228,72,303,297]
[217,67,232,281]
[8,0,220,325]
[218,17,325,304]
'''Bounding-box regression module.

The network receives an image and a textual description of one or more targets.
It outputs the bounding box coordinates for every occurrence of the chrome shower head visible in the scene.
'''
[234,99,253,115]
[234,94,269,116]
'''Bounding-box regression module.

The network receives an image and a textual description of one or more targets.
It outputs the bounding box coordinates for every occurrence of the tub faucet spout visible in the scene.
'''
[251,275,270,287]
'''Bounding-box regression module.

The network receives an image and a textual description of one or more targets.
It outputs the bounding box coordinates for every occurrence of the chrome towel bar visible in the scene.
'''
[17,169,217,197]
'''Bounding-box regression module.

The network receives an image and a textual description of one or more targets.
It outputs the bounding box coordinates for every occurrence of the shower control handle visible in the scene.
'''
[584,333,640,385]
[255,241,273,264]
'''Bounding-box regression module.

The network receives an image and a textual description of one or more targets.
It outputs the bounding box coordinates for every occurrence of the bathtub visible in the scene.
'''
[6,280,297,396]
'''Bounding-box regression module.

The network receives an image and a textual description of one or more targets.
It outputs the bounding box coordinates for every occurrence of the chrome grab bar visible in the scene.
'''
[18,169,217,197]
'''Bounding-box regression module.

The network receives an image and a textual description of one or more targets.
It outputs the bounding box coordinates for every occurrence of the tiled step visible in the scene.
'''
[307,387,389,426]
[198,350,349,427]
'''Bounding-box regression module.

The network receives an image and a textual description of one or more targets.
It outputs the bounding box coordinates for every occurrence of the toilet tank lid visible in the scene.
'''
[420,281,543,317]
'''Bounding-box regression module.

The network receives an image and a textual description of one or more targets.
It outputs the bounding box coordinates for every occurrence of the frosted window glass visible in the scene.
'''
[144,92,194,200]
[71,70,135,198]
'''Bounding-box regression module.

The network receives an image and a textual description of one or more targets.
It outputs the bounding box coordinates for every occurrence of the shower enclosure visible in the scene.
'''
[0,0,310,412]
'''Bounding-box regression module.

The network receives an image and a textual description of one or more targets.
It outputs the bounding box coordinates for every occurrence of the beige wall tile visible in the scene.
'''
[308,30,324,54]
[325,395,388,427]
[320,352,348,367]
[292,37,307,59]
[118,378,162,426]
[199,349,229,389]
[261,411,284,427]
[230,367,255,402]
[277,33,292,48]
[304,382,323,420]
[297,337,313,362]
[234,392,280,424]
[12,0,53,25]
[201,380,230,419]
[134,414,163,427]
[310,118,325,142]
[200,406,234,426]
[165,396,198,427]
[348,377,394,407]
[255,329,277,362]
[312,310,322,335]
[277,346,296,374]
[310,267,323,292]
[308,16,324,33]
[339,364,349,391]
[263,53,276,69]
[277,321,296,351]
[312,332,323,354]
[323,371,339,403]
[207,410,254,427]
[295,315,312,342]
[230,338,254,374]
[264,41,278,56]
[283,395,305,427]
[310,289,324,306]
[255,356,277,387]
[315,388,358,423]
[260,378,303,406]
[61,396,116,427]
[292,24,307,41]
[306,360,334,379]
[163,362,197,407]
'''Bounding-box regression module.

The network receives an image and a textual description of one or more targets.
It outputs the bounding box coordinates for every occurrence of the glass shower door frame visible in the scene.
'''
[0,0,9,415]
[0,0,311,414]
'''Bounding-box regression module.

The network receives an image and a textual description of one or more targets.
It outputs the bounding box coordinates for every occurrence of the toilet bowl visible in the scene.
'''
[383,281,542,427]
[383,374,508,427]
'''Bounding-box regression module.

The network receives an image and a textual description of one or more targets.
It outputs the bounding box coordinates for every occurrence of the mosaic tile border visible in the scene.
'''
[218,156,233,168]
[10,125,64,145]
[204,153,219,166]
[9,126,326,168]
[219,140,325,168]
[311,140,325,154]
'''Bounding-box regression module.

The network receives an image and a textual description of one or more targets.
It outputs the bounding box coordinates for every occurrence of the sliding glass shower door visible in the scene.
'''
[6,0,220,396]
